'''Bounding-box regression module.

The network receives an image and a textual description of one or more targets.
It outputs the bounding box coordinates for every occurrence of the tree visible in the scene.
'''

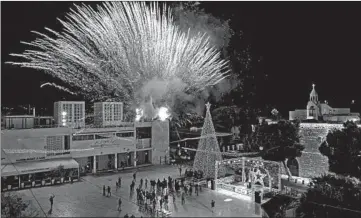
[193,102,224,179]
[319,121,361,179]
[1,192,39,218]
[296,173,361,218]
[247,120,305,179]
[262,194,299,218]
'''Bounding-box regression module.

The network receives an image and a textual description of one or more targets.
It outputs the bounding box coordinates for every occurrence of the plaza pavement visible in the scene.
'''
[14,165,261,217]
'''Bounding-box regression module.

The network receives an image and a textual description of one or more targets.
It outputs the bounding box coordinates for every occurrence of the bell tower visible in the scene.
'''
[309,84,318,103]
[307,84,320,120]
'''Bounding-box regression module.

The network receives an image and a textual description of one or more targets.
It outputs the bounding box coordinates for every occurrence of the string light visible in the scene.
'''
[193,102,224,179]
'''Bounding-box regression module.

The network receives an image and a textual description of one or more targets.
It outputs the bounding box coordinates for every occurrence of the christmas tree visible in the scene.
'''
[193,102,224,179]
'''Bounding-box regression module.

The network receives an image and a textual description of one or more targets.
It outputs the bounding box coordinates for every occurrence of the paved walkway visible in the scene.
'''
[14,165,261,217]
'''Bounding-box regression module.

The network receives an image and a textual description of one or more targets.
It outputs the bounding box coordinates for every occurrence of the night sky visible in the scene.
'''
[2,1,361,116]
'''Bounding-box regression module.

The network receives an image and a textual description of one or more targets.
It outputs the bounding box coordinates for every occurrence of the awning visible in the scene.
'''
[1,158,79,177]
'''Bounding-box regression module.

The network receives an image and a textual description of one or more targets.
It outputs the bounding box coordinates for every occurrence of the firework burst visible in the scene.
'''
[7,2,229,118]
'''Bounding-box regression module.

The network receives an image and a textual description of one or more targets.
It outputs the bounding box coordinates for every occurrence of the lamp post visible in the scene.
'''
[164,148,169,165]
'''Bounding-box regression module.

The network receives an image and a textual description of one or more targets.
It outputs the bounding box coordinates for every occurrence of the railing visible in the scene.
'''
[216,183,253,196]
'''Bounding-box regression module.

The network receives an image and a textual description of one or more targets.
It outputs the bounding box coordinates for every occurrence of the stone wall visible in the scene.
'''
[282,123,358,178]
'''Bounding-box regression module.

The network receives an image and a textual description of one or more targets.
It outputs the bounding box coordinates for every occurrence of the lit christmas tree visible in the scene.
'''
[193,102,224,179]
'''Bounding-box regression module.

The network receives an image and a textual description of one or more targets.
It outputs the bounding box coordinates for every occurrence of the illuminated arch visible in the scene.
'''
[287,157,299,177]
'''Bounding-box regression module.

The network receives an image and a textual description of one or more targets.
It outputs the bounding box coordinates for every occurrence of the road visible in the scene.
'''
[13,165,261,217]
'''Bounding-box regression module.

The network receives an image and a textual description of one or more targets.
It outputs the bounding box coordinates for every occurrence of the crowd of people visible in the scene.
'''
[129,169,206,217]
[97,168,213,218]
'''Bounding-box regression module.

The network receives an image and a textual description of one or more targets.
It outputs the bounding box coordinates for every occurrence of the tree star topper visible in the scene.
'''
[205,102,211,110]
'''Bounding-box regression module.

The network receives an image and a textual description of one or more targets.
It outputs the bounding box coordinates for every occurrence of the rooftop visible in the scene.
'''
[3,115,35,118]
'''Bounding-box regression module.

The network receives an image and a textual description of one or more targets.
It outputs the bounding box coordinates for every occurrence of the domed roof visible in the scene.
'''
[310,84,318,97]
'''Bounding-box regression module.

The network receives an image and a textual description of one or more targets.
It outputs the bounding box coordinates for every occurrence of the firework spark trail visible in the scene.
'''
[40,82,77,95]
[6,2,229,114]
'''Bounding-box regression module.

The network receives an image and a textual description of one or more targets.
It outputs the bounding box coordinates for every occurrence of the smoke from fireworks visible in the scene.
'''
[6,2,230,120]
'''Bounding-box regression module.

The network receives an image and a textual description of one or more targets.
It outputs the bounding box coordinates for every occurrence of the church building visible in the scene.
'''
[289,84,360,123]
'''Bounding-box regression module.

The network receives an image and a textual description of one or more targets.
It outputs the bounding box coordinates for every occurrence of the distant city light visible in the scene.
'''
[62,111,67,116]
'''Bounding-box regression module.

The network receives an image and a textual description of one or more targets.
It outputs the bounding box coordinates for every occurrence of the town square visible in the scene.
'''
[2,1,361,218]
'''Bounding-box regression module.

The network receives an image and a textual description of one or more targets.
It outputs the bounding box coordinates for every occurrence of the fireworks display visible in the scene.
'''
[40,82,77,95]
[7,2,230,118]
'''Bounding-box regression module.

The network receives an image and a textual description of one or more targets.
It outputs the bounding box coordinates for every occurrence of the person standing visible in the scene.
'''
[116,181,119,191]
[145,178,148,189]
[49,194,55,210]
[107,186,111,197]
[118,177,122,188]
[159,198,163,210]
[152,198,156,212]
[189,185,193,196]
[103,185,106,196]
[211,200,215,213]
[133,171,137,181]
[181,192,185,205]
[118,197,122,211]
[179,166,182,177]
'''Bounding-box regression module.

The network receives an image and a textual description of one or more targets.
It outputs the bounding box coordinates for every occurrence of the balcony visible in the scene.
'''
[136,138,151,149]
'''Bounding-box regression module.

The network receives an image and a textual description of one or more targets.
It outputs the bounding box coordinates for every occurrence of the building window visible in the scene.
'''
[74,104,83,124]
[104,104,112,121]
[45,136,63,156]
[114,104,122,121]
[136,127,152,139]
[62,104,73,123]
[72,134,94,141]
[309,106,315,117]
[116,132,134,137]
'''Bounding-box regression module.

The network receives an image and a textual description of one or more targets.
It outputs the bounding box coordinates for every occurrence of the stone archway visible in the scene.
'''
[287,158,299,177]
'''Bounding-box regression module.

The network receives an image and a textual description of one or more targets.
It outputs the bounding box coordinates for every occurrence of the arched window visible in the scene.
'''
[287,158,299,177]
[309,106,316,117]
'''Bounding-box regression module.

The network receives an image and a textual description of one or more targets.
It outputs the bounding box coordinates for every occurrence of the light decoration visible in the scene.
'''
[253,168,267,186]
[182,147,259,157]
[216,157,282,191]
[6,2,230,118]
[193,102,225,179]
